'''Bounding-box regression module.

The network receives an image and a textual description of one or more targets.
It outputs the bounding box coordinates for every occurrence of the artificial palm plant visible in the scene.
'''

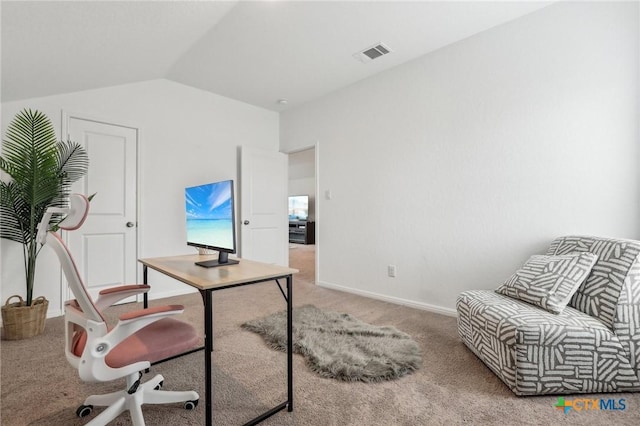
[0,109,89,306]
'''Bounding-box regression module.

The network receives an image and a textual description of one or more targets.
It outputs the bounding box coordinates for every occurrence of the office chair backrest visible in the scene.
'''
[43,194,104,323]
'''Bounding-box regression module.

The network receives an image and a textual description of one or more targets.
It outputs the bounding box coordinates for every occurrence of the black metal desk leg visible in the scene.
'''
[202,289,214,426]
[287,275,293,412]
[143,265,149,309]
[198,291,215,353]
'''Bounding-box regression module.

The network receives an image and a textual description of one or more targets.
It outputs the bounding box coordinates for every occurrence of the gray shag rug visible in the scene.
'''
[242,304,422,382]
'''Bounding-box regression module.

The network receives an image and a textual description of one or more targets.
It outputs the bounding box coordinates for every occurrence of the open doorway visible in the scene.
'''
[288,147,316,283]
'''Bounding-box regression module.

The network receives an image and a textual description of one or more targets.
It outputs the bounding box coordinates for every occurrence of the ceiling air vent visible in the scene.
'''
[353,42,392,63]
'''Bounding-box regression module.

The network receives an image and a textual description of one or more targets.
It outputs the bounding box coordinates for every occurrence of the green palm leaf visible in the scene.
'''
[0,109,89,305]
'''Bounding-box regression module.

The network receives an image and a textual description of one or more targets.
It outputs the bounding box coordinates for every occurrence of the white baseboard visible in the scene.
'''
[316,280,458,317]
[12,286,455,325]
[47,308,63,319]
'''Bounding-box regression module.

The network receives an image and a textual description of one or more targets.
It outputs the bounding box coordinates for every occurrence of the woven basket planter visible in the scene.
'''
[1,295,48,340]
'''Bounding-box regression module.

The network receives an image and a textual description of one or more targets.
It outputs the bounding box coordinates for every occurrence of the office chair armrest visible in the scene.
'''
[94,284,151,311]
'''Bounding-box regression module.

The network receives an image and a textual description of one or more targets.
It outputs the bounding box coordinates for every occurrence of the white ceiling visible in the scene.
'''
[1,1,553,111]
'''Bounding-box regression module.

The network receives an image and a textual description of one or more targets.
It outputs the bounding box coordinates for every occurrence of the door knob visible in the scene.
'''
[126,222,135,228]
[243,220,250,225]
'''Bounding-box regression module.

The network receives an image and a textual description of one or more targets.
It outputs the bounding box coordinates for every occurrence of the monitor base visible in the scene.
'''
[195,258,239,268]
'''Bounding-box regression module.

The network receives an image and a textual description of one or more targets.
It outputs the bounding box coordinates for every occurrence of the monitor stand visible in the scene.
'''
[195,251,239,268]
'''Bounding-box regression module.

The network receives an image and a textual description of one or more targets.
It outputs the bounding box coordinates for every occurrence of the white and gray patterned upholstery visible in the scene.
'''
[457,235,640,395]
[495,252,598,314]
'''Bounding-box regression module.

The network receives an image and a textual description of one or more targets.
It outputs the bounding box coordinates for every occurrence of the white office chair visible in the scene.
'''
[38,194,200,425]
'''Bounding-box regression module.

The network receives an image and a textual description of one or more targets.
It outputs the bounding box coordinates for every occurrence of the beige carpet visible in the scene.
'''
[289,243,315,283]
[1,245,639,425]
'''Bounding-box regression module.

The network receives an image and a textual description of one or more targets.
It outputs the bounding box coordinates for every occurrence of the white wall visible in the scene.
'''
[1,79,279,317]
[280,2,640,315]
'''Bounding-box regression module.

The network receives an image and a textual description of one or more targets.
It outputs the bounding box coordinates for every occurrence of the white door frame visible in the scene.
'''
[61,110,142,306]
[284,142,320,285]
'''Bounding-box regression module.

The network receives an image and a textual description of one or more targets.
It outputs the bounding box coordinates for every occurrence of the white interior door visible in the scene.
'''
[66,115,138,301]
[240,146,288,266]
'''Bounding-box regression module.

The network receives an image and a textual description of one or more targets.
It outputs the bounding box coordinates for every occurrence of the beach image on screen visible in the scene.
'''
[288,195,308,220]
[185,181,234,250]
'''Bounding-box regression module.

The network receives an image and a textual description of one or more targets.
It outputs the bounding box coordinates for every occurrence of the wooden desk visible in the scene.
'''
[139,254,298,426]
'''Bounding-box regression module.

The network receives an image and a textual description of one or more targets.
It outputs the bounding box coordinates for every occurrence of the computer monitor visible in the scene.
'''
[288,195,309,221]
[185,179,239,268]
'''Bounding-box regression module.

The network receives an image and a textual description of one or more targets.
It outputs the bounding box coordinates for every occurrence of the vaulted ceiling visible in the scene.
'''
[1,1,552,111]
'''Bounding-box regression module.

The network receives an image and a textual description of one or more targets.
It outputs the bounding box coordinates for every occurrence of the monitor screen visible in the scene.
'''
[185,180,238,267]
[288,195,309,221]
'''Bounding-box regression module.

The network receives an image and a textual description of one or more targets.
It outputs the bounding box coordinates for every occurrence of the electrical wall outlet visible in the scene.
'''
[387,265,397,278]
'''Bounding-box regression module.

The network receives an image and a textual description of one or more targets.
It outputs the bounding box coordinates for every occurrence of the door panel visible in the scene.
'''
[240,146,288,266]
[85,233,126,288]
[66,116,138,301]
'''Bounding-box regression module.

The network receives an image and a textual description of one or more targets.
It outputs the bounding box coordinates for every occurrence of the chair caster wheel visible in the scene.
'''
[154,380,164,390]
[76,405,93,418]
[184,399,199,410]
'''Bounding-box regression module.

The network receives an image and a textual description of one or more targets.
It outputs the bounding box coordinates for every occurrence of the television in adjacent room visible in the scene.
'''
[288,195,309,221]
[185,179,239,268]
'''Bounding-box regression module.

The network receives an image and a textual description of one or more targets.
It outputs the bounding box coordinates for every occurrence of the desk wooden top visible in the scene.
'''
[139,255,298,291]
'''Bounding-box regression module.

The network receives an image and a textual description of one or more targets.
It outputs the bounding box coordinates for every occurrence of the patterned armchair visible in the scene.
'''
[456,236,640,395]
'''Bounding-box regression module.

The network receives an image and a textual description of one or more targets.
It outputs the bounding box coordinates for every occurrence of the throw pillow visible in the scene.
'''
[495,252,598,314]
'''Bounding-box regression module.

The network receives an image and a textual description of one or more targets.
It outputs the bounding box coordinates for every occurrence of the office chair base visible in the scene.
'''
[79,374,199,426]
